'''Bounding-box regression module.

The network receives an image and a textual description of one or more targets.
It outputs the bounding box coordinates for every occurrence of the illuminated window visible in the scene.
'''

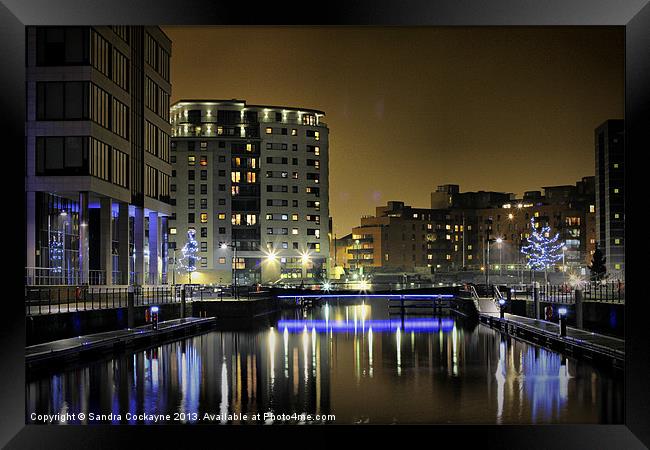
[614,213,620,219]
[200,213,208,223]
[218,213,226,220]
[200,156,207,166]
[467,245,473,250]
[614,264,621,270]
[315,131,320,141]
[613,163,619,168]
[169,227,177,235]
[292,228,299,235]
[247,172,257,183]
[615,238,621,245]
[246,143,253,152]
[246,214,256,225]
[590,205,595,213]
[468,255,473,260]
[231,172,241,183]
[614,188,619,193]
[266,127,273,134]
[534,211,539,217]
[188,155,196,166]
[291,129,297,136]
[232,214,242,225]
[218,257,226,264]
[292,214,299,221]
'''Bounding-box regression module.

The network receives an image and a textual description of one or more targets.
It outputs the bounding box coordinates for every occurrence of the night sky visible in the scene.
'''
[162,26,624,236]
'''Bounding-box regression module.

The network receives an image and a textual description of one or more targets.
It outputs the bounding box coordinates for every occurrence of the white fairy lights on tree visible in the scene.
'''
[520,218,564,283]
[179,229,199,283]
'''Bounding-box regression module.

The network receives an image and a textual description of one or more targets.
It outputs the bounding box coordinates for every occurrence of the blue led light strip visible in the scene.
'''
[276,318,455,333]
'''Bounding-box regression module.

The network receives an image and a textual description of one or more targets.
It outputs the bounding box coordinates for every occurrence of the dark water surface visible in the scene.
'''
[26,299,623,424]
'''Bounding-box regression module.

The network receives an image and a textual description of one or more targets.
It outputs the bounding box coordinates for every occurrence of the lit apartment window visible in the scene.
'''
[614,264,621,270]
[169,227,177,235]
[614,188,619,193]
[614,238,621,245]
[218,213,226,220]
[188,155,196,166]
[613,163,619,168]
[315,131,320,141]
[590,205,595,213]
[292,228,299,235]
[292,129,297,136]
[534,211,539,217]
[219,257,226,264]
[200,156,207,166]
[614,213,620,219]
[246,143,253,152]
[468,255,473,260]
[200,213,208,223]
[266,127,273,134]
[292,214,299,221]
[247,172,257,183]
[232,172,241,183]
[265,214,273,220]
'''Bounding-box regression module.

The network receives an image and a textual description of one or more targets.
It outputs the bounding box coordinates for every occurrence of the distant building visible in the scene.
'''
[338,178,597,278]
[169,100,329,284]
[595,119,624,279]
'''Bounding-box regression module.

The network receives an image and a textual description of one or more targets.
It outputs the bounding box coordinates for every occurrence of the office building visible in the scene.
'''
[169,100,329,284]
[25,26,173,286]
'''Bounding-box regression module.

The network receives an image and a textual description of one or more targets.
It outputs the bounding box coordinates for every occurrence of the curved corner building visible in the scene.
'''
[169,100,329,285]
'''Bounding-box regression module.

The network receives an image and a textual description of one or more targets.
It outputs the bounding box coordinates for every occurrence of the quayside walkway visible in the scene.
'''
[26,317,215,368]
[479,312,624,369]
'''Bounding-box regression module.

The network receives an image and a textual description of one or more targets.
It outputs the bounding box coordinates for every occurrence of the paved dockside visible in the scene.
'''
[26,317,216,365]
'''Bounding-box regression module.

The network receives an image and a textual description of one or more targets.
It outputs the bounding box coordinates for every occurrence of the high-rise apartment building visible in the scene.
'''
[25,26,173,286]
[595,119,624,279]
[169,100,329,284]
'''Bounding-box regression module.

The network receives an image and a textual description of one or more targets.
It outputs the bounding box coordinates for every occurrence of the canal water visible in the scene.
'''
[26,298,623,424]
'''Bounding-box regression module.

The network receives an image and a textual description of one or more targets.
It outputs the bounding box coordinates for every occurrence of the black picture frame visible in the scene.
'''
[1,0,648,448]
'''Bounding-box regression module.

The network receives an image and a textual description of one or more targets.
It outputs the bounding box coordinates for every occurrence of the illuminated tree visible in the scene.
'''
[179,229,198,284]
[520,218,564,283]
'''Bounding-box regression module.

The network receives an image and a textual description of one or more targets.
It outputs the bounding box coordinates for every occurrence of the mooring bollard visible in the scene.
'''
[575,288,583,329]
[127,284,135,329]
[181,285,186,319]
[558,307,567,337]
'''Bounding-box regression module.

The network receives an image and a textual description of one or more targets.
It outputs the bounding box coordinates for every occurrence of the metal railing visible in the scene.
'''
[25,267,106,286]
[25,285,178,316]
[583,281,625,303]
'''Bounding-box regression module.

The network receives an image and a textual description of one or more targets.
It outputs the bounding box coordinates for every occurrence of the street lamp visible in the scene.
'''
[496,237,503,278]
[300,251,311,282]
[220,242,238,298]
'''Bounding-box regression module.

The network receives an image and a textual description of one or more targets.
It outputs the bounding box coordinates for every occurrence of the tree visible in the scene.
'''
[179,229,199,284]
[520,218,564,284]
[589,245,607,281]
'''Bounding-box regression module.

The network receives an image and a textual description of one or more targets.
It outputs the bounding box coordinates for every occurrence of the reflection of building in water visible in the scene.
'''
[192,329,331,421]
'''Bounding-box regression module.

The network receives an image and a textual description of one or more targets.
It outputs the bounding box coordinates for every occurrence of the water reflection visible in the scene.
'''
[26,298,623,424]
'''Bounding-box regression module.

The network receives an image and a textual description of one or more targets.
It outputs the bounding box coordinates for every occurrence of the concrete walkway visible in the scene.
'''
[26,317,215,364]
[498,313,625,354]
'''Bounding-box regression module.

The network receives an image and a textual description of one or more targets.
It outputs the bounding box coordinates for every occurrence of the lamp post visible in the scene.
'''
[355,239,361,278]
[496,237,503,278]
[220,242,237,298]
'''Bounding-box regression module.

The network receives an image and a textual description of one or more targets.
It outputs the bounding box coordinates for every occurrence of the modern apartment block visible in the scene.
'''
[338,179,596,277]
[25,26,173,286]
[169,100,329,285]
[595,119,624,279]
